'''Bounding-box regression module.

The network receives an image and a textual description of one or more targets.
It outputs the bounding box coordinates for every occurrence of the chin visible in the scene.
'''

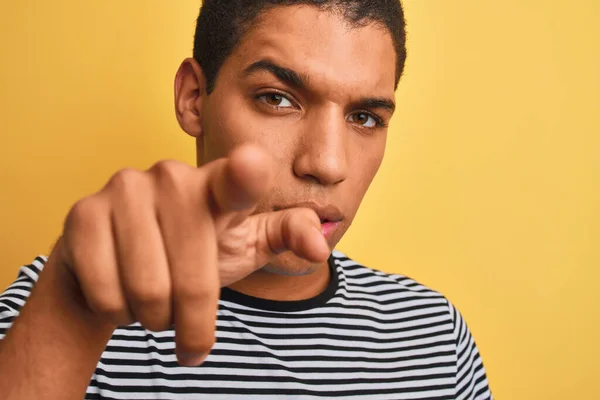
[262,251,327,276]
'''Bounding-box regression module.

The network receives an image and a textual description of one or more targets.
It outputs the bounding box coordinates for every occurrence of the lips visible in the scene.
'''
[274,201,343,239]
[320,220,340,239]
[285,201,342,222]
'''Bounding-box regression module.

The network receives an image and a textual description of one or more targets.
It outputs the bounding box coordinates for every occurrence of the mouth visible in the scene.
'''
[275,201,343,239]
[319,219,341,240]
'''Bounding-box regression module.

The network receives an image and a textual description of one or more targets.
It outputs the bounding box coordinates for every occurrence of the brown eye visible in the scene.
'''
[266,93,283,106]
[258,93,293,108]
[349,112,378,128]
[354,113,369,124]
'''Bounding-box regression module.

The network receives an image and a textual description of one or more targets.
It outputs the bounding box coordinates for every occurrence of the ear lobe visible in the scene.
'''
[174,58,206,138]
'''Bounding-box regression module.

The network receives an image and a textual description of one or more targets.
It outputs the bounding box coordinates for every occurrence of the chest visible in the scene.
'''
[88,313,458,399]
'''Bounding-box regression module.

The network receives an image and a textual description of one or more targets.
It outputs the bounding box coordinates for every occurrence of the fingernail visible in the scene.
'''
[312,225,325,236]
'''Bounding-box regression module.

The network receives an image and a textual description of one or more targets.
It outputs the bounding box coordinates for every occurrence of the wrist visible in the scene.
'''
[44,241,118,341]
[0,243,116,399]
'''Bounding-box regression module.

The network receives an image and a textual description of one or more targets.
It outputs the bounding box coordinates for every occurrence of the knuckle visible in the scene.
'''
[277,208,319,250]
[296,207,319,223]
[89,296,126,319]
[63,197,106,265]
[150,160,195,202]
[67,196,101,227]
[108,168,146,193]
[151,159,182,171]
[143,319,172,333]
[176,291,202,307]
[132,282,170,306]
[282,208,303,231]
[150,160,188,185]
[176,285,218,305]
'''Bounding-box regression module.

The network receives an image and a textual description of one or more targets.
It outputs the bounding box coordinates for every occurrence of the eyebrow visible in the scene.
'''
[243,59,395,114]
[356,97,396,114]
[243,59,309,91]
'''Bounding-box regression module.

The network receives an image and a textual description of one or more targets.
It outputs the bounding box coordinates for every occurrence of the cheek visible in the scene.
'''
[203,101,252,160]
[351,137,385,188]
[204,93,296,162]
[342,138,386,217]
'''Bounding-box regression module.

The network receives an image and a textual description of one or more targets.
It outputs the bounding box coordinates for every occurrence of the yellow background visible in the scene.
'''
[1,1,598,398]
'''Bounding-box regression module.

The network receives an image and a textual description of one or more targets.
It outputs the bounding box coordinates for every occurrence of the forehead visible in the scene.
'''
[227,5,396,97]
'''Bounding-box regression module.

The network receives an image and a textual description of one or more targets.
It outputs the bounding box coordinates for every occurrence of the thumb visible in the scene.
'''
[250,207,331,267]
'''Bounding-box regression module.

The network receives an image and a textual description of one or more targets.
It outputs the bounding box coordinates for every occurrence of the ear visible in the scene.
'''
[174,58,206,138]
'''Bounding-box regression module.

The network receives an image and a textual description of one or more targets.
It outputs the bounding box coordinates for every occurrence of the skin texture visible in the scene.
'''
[0,5,397,399]
[176,6,397,299]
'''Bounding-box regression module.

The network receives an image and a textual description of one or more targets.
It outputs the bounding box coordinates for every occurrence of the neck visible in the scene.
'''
[227,260,331,301]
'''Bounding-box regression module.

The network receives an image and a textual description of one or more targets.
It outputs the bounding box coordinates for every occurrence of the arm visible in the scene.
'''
[0,146,327,398]
[0,240,116,400]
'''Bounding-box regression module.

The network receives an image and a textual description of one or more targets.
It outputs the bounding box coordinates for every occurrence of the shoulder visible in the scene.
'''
[17,256,47,281]
[330,250,447,301]
[330,250,466,334]
[330,251,494,398]
[0,255,49,338]
[2,255,48,294]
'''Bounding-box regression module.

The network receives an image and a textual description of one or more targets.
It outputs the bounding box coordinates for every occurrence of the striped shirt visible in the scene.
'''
[0,251,493,399]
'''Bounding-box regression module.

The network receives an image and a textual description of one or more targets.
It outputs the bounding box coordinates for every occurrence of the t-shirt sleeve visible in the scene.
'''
[0,256,47,340]
[447,300,494,400]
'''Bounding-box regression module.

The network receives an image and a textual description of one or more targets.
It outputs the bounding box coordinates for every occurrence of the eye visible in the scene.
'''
[348,112,380,128]
[258,93,294,108]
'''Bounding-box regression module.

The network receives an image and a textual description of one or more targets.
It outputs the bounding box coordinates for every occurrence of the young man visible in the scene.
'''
[0,1,493,399]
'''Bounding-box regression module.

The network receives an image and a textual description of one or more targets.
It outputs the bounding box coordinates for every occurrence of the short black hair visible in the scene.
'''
[193,0,407,94]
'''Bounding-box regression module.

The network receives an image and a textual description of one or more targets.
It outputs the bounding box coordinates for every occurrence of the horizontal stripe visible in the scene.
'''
[91,378,456,397]
[94,361,456,377]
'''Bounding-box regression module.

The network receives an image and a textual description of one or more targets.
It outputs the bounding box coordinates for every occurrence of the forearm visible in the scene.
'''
[0,247,116,399]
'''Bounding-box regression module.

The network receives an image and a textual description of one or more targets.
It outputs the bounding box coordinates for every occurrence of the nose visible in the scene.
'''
[292,105,349,186]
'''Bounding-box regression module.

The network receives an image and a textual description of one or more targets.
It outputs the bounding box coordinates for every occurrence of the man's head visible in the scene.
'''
[174,1,405,275]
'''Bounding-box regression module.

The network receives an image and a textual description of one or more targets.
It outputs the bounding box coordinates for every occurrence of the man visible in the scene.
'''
[0,0,493,399]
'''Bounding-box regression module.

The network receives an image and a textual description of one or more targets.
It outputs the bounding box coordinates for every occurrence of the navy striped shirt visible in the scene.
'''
[0,251,493,399]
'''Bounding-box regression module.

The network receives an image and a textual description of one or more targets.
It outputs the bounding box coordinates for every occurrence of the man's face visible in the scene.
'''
[189,6,396,274]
